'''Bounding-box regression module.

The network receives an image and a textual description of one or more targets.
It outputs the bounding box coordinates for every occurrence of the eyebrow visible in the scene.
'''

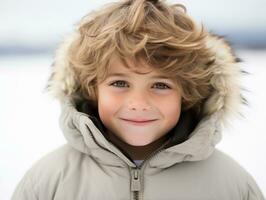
[106,73,172,80]
[106,73,130,78]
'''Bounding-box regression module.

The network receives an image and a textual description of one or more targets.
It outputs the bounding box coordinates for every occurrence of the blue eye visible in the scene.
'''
[109,81,171,89]
[153,82,171,89]
[110,80,129,88]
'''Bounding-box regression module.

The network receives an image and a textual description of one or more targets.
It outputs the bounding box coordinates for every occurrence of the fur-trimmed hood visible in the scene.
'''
[47,31,243,125]
[46,28,244,166]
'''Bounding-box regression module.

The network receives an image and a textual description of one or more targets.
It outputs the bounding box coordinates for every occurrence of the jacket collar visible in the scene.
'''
[149,112,222,168]
[60,97,222,168]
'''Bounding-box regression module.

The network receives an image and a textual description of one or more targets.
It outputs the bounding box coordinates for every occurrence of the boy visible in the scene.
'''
[12,0,264,199]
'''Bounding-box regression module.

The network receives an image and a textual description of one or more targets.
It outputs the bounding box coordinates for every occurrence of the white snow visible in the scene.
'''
[0,49,266,199]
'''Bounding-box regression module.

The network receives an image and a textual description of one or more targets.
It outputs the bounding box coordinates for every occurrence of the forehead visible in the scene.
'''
[108,55,170,77]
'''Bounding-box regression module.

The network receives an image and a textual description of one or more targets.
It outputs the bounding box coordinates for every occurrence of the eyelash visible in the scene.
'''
[109,80,171,89]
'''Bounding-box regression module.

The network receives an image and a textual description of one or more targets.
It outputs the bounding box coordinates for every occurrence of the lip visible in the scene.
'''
[119,118,158,126]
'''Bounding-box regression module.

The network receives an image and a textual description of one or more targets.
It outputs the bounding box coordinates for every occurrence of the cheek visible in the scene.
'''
[97,88,123,123]
[156,94,182,124]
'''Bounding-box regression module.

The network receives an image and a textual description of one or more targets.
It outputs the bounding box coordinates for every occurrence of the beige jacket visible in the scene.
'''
[12,27,264,200]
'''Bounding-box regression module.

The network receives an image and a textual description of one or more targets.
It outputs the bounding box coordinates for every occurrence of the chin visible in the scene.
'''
[126,138,154,146]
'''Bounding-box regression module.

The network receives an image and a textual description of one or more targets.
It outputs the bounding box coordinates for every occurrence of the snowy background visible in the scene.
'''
[0,0,266,199]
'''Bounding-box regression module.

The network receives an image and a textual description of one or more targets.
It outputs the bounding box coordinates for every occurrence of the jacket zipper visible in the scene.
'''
[131,169,141,200]
[130,141,169,200]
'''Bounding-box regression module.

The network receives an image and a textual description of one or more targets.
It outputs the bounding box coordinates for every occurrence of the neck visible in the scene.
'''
[107,133,170,161]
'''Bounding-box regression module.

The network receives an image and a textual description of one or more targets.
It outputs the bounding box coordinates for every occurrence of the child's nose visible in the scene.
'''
[127,91,151,111]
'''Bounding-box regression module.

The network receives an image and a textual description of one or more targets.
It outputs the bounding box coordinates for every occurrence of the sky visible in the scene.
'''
[0,0,266,49]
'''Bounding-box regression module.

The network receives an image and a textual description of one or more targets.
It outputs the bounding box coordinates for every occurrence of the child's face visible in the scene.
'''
[97,57,182,146]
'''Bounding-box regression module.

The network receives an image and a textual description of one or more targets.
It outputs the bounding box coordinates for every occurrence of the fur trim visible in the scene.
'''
[46,32,243,126]
[46,31,80,102]
[202,34,243,126]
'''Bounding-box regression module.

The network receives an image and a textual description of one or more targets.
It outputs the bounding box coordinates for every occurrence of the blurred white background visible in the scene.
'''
[0,0,266,199]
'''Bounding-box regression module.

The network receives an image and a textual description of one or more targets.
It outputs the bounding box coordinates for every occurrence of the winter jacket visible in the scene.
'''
[12,28,264,200]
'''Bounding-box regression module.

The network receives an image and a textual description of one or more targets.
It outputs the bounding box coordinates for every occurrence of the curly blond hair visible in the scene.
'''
[69,0,215,113]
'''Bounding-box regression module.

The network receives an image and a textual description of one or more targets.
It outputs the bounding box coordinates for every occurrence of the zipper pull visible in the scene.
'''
[131,169,141,192]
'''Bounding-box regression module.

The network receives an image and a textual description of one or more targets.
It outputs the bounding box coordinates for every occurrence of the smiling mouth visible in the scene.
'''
[120,118,158,126]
